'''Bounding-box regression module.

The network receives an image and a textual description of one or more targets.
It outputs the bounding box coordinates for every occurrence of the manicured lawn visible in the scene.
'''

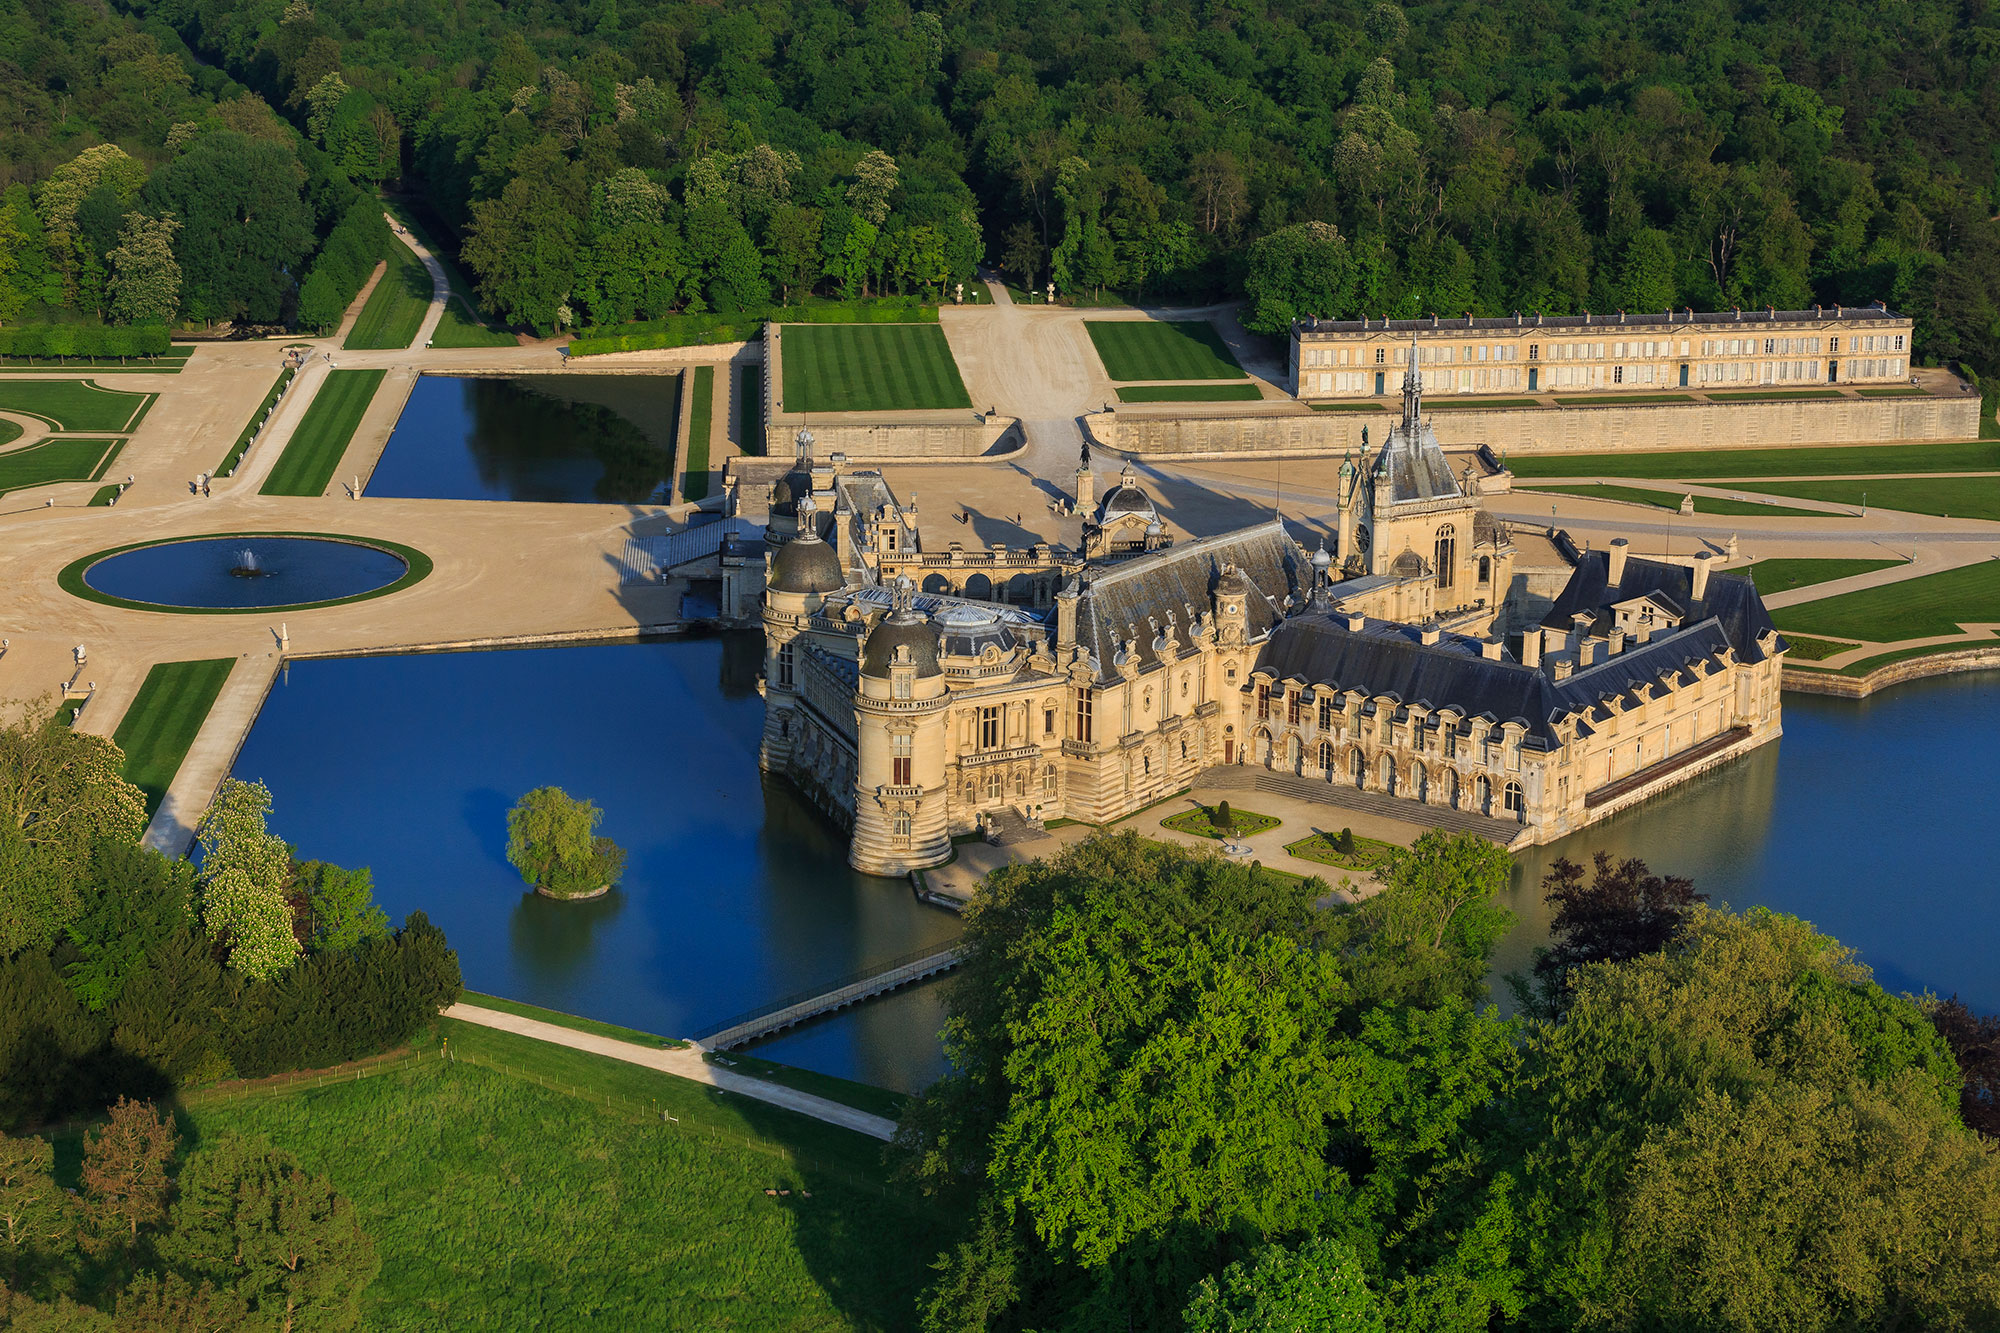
[683,365,715,501]
[429,297,516,348]
[1505,440,2000,480]
[1116,382,1263,402]
[780,324,972,413]
[458,990,685,1048]
[0,418,18,447]
[1428,397,1542,410]
[217,366,296,476]
[88,484,120,506]
[1744,558,1905,595]
[1770,559,2000,642]
[260,368,385,496]
[1520,483,1827,517]
[345,235,433,351]
[740,364,764,455]
[1284,830,1401,874]
[0,436,124,496]
[1161,802,1280,840]
[1780,635,1853,661]
[0,378,154,431]
[179,1022,943,1331]
[111,657,234,816]
[1703,388,1844,401]
[1086,319,1245,380]
[1553,394,1695,406]
[1735,476,2000,522]
[1309,401,1388,411]
[1857,386,1931,397]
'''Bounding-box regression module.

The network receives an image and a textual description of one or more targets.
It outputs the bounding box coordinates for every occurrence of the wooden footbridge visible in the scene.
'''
[694,942,966,1051]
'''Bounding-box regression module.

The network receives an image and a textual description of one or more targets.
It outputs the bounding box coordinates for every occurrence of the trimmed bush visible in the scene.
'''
[0,323,174,363]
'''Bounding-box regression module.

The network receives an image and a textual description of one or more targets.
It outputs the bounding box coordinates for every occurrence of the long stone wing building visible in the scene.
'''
[1291,304,1912,401]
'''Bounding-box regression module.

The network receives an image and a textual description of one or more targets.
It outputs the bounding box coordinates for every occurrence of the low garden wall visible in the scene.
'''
[1783,644,2000,699]
[1098,393,1981,461]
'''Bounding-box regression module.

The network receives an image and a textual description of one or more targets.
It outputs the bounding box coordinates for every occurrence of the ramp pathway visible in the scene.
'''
[142,655,280,858]
[695,944,966,1051]
[442,1002,899,1141]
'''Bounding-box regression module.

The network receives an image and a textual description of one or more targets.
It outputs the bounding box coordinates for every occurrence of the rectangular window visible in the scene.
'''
[1375,347,1386,364]
[1613,366,1624,384]
[891,733,912,786]
[893,674,911,699]
[1444,729,1457,759]
[777,642,794,688]
[1288,691,1302,725]
[1256,683,1271,720]
[1043,707,1056,736]
[1318,698,1333,730]
[1073,688,1093,743]
[979,706,1000,750]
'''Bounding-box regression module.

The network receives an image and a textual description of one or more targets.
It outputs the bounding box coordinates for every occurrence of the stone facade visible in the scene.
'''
[1290,304,1914,400]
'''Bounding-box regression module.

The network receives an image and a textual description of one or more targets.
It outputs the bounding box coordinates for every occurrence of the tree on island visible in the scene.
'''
[505,787,625,899]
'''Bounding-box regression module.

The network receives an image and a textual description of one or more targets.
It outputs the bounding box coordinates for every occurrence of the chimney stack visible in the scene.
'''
[1522,629,1543,668]
[1607,537,1629,585]
[1481,637,1503,660]
[1553,657,1573,680]
[1419,623,1441,646]
[1578,639,1597,668]
[1691,552,1712,602]
[1609,626,1626,656]
[1346,614,1366,632]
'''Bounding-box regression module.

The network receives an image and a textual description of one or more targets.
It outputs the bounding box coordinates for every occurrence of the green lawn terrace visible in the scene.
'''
[774,323,971,415]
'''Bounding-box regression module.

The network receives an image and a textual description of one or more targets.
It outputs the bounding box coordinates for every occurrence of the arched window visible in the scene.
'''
[1504,781,1524,821]
[1318,740,1334,772]
[1477,775,1492,815]
[1478,556,1491,584]
[1351,748,1366,788]
[1412,760,1428,804]
[1381,755,1398,795]
[1015,769,1027,796]
[984,770,1002,800]
[1434,525,1457,590]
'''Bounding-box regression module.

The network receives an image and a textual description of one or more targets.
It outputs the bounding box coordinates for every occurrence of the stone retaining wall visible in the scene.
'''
[1098,393,1980,460]
[1783,644,2000,698]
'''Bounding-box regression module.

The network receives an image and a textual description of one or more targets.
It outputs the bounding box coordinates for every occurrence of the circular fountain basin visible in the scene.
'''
[66,535,425,612]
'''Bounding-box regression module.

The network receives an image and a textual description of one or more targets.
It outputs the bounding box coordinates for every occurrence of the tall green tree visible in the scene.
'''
[193,779,299,981]
[106,213,181,325]
[139,132,312,324]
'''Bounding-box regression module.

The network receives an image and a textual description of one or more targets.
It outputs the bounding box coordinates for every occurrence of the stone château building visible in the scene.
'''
[752,355,1784,874]
[1290,304,1912,401]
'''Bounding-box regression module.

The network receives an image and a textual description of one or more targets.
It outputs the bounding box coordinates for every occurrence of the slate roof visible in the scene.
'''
[1075,520,1302,682]
[1540,551,1784,664]
[1254,612,1746,747]
[1375,417,1463,505]
[1294,305,1900,336]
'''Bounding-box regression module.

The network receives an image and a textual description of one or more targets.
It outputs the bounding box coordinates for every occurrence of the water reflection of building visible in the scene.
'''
[748,358,1787,875]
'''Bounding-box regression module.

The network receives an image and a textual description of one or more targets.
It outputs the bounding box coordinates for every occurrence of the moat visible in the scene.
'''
[232,636,2000,1093]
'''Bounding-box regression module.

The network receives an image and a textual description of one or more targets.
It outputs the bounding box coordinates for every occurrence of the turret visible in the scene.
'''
[850,576,951,875]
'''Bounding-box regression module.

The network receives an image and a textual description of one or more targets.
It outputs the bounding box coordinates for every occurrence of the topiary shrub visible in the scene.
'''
[1213,800,1235,832]
[1337,827,1356,855]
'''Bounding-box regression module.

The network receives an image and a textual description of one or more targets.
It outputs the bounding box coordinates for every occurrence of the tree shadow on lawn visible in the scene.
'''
[728,1095,964,1333]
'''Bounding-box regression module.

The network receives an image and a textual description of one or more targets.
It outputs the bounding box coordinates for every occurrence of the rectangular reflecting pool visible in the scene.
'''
[230,635,959,1094]
[367,374,681,503]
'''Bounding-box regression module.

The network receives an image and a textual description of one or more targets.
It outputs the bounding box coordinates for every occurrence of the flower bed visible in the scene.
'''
[1284,830,1401,873]
[1161,803,1280,840]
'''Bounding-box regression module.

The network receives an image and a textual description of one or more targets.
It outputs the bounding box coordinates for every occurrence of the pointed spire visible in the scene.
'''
[1401,330,1423,432]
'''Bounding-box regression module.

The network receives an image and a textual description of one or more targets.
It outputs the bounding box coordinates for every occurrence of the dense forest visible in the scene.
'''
[0,0,1997,392]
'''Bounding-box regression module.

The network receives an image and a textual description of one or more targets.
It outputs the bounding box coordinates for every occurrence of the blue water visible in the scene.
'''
[83,537,406,609]
[367,375,680,503]
[230,636,961,1093]
[232,632,2000,1094]
[1494,671,2000,1012]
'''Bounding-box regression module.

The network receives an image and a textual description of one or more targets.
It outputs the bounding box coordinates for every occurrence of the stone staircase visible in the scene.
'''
[984,808,1054,848]
[1193,765,1522,844]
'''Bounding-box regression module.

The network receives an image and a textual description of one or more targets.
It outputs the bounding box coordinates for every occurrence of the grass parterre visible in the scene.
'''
[1086,319,1246,381]
[261,369,386,497]
[778,323,972,413]
[1161,801,1280,840]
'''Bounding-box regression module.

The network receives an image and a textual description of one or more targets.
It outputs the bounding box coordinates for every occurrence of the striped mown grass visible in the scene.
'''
[1116,382,1263,402]
[0,436,124,496]
[1744,558,1904,595]
[0,378,154,431]
[178,1020,944,1331]
[1771,560,2000,642]
[112,657,234,816]
[1519,483,1827,517]
[683,365,714,501]
[261,369,386,496]
[780,324,972,413]
[740,364,764,454]
[1085,319,1245,381]
[344,236,434,351]
[1505,440,2000,480]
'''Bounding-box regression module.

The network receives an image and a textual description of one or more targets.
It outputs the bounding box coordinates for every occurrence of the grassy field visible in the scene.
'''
[0,378,153,431]
[111,657,234,816]
[430,297,516,348]
[1519,483,1828,517]
[0,436,124,496]
[1745,557,1905,595]
[741,365,764,455]
[0,417,18,447]
[1505,440,2000,480]
[683,365,714,501]
[1780,635,1853,661]
[1116,382,1263,402]
[88,484,120,506]
[1085,320,1244,380]
[1770,559,2000,642]
[217,367,295,475]
[780,324,971,413]
[344,236,433,351]
[261,369,385,496]
[179,1021,943,1331]
[1712,476,2000,521]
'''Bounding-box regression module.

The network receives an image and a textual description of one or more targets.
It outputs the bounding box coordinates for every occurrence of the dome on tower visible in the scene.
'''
[767,529,844,594]
[861,584,942,678]
[1098,465,1157,521]
[1390,548,1427,579]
